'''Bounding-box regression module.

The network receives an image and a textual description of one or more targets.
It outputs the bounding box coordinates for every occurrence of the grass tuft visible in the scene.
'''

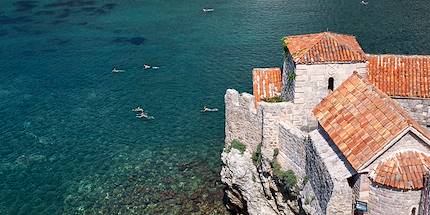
[231,139,246,154]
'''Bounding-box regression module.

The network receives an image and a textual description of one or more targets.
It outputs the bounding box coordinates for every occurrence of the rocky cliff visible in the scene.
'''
[220,89,315,215]
[220,147,308,215]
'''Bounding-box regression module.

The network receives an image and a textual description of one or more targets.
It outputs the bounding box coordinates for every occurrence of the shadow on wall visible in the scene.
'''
[319,128,356,176]
[305,136,333,214]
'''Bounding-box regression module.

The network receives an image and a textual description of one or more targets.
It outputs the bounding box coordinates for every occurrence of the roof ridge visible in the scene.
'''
[296,32,362,63]
[292,33,325,62]
[294,33,327,62]
[286,32,324,38]
[325,32,361,53]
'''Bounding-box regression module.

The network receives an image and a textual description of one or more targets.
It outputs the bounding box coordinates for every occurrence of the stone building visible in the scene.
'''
[223,32,430,215]
[253,32,430,130]
[313,72,430,214]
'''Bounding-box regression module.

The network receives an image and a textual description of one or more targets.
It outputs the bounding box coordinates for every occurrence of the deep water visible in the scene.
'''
[1,0,430,214]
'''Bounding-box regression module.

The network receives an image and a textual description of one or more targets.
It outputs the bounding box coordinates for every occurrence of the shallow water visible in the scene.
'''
[1,0,430,214]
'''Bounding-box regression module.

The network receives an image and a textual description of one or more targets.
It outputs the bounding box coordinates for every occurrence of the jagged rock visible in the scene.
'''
[221,149,293,215]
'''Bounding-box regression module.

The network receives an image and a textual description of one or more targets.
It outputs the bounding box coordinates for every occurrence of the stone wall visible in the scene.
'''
[276,121,307,179]
[395,98,430,129]
[308,129,355,215]
[281,54,295,101]
[225,89,295,152]
[260,103,294,154]
[276,125,355,214]
[225,89,263,152]
[368,183,421,215]
[289,62,367,130]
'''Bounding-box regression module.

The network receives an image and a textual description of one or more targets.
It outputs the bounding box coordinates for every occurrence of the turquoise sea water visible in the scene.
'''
[1,0,430,214]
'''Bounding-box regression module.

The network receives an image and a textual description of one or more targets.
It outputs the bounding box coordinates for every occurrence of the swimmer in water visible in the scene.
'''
[112,67,125,73]
[202,106,218,112]
[132,106,144,112]
[144,64,159,70]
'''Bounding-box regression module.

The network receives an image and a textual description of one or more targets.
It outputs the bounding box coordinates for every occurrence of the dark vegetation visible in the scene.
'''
[262,96,285,103]
[231,139,246,154]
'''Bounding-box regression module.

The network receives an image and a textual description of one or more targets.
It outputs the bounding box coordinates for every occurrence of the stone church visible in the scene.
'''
[246,32,430,214]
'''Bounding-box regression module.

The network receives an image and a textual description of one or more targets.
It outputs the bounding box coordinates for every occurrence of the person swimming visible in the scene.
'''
[132,106,144,112]
[112,67,125,73]
[201,106,218,112]
[136,112,147,118]
[144,64,159,70]
[136,111,155,119]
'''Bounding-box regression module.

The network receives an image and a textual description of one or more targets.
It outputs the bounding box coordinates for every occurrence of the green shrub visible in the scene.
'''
[262,96,285,103]
[273,148,279,158]
[282,37,289,56]
[302,176,309,186]
[271,160,297,189]
[231,139,246,154]
[251,143,262,167]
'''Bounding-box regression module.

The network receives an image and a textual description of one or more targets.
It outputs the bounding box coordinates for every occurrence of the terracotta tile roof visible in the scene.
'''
[313,72,430,170]
[283,32,367,64]
[252,68,282,102]
[367,54,430,98]
[369,151,430,190]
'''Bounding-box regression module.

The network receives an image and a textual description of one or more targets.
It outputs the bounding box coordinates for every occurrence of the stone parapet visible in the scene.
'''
[395,98,430,129]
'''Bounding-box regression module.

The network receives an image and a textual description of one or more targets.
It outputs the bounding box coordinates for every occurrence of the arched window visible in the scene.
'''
[411,207,416,215]
[328,77,334,91]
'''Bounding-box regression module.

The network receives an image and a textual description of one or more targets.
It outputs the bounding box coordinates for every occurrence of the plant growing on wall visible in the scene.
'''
[231,139,246,154]
[251,143,262,167]
[271,160,298,190]
[281,37,289,57]
[270,150,299,200]
[287,72,296,84]
[262,96,285,103]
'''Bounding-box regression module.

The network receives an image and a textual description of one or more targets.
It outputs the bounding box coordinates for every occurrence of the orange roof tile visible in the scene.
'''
[252,68,282,102]
[368,55,430,98]
[283,32,367,64]
[367,54,430,98]
[369,151,430,190]
[313,72,430,170]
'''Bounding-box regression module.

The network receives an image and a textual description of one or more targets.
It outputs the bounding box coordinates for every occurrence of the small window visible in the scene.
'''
[411,207,416,215]
[328,77,334,91]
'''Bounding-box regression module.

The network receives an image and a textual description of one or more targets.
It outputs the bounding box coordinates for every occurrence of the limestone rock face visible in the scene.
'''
[221,149,277,215]
[221,149,299,215]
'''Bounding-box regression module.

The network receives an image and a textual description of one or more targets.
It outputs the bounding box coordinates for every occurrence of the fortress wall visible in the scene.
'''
[225,89,263,152]
[259,102,294,155]
[395,98,430,129]
[276,121,307,179]
[225,89,354,214]
[225,89,297,153]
